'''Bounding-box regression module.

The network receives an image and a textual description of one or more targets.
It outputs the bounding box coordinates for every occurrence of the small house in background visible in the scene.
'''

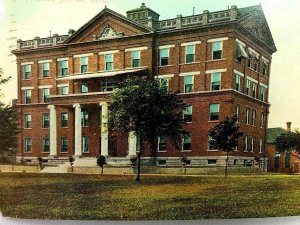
[266,122,300,173]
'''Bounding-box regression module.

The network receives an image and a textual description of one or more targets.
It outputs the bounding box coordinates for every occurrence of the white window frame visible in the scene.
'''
[235,105,240,122]
[42,113,50,129]
[185,45,195,63]
[183,105,192,123]
[82,137,89,153]
[157,136,167,152]
[259,139,263,153]
[24,137,32,152]
[211,72,221,91]
[245,108,249,125]
[60,86,69,95]
[182,133,192,151]
[212,41,223,60]
[183,75,194,93]
[244,136,248,152]
[131,50,141,68]
[235,74,241,92]
[105,53,114,71]
[24,114,31,129]
[246,79,250,95]
[252,110,256,126]
[159,48,170,66]
[209,103,220,121]
[23,64,31,80]
[260,113,264,128]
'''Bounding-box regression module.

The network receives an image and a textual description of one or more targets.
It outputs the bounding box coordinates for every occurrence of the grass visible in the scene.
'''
[0,173,299,220]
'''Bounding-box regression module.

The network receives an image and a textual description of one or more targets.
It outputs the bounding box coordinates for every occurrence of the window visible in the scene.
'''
[23,64,31,79]
[245,108,249,125]
[208,135,217,150]
[60,60,68,77]
[247,57,251,68]
[235,74,241,91]
[235,105,240,122]
[42,113,49,128]
[42,137,50,152]
[252,110,256,126]
[212,41,222,60]
[244,136,248,152]
[211,72,221,90]
[80,57,88,73]
[60,113,68,128]
[131,51,140,68]
[244,159,253,167]
[105,54,113,71]
[183,105,192,123]
[251,137,254,152]
[24,89,31,104]
[260,112,264,128]
[260,86,266,102]
[253,60,258,72]
[42,62,50,77]
[209,103,219,121]
[82,137,89,153]
[61,137,68,152]
[42,88,50,103]
[24,138,32,152]
[101,79,118,92]
[259,139,263,153]
[184,75,193,93]
[60,86,69,95]
[24,114,31,128]
[252,83,257,98]
[185,45,195,63]
[246,79,250,95]
[207,159,217,165]
[160,48,169,66]
[182,134,191,151]
[159,78,169,91]
[262,62,268,76]
[81,111,89,127]
[81,84,88,93]
[158,136,167,152]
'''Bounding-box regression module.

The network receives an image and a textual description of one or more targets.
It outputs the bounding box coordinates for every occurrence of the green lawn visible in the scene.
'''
[0,173,299,220]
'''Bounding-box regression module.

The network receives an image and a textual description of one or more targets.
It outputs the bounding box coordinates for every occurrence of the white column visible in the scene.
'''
[128,131,137,156]
[73,103,82,156]
[100,102,108,156]
[48,105,57,156]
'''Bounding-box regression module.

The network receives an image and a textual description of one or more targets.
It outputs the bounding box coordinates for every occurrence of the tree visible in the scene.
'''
[208,115,243,178]
[0,68,17,162]
[97,155,106,175]
[108,78,185,181]
[275,132,300,161]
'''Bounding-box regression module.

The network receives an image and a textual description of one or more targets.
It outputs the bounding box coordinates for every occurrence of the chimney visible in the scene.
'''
[286,122,292,132]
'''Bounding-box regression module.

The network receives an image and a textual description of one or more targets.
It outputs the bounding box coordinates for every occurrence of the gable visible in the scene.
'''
[66,8,152,44]
[238,6,276,53]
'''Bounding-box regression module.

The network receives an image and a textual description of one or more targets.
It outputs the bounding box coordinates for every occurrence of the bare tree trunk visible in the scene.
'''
[101,166,103,175]
[225,151,229,178]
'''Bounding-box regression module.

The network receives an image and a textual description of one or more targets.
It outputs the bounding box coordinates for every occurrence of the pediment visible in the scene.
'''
[238,6,276,52]
[66,8,152,44]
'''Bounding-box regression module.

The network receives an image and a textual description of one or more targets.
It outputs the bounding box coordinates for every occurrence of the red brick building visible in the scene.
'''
[12,4,276,168]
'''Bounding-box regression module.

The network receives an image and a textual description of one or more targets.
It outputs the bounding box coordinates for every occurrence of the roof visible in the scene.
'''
[237,5,261,18]
[267,128,287,144]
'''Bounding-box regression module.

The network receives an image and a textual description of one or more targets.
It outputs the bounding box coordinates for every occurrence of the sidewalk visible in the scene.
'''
[0,216,300,225]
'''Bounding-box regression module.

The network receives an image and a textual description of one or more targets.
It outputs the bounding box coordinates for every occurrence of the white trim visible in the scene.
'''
[38,85,53,89]
[99,50,119,55]
[234,69,244,77]
[180,41,201,46]
[207,37,228,43]
[57,58,69,62]
[155,74,174,79]
[179,71,200,76]
[21,86,34,90]
[125,46,148,52]
[57,83,69,88]
[235,38,246,47]
[38,59,52,64]
[260,83,268,89]
[246,76,258,84]
[21,62,34,65]
[73,53,94,58]
[159,44,175,49]
[205,69,227,74]
[261,56,270,63]
[248,47,259,58]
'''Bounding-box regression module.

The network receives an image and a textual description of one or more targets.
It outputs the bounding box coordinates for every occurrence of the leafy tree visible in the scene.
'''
[208,115,243,178]
[108,78,185,181]
[275,132,300,161]
[97,155,106,175]
[0,68,17,161]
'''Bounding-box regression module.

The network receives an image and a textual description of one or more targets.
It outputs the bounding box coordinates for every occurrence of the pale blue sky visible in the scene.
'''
[0,0,299,129]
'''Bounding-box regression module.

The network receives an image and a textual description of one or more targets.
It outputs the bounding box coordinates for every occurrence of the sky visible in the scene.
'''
[0,0,298,129]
